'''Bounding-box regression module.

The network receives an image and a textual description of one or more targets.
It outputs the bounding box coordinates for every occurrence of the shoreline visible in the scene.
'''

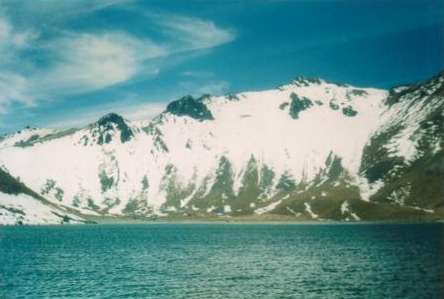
[2,217,443,226]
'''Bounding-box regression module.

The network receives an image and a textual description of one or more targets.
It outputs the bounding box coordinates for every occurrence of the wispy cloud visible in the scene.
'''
[1,18,162,109]
[158,15,236,50]
[1,17,39,110]
[35,31,165,95]
[0,72,36,109]
[0,17,37,50]
[0,3,236,113]
[181,70,215,78]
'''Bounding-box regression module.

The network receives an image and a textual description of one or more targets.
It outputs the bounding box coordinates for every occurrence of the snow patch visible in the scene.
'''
[286,206,301,217]
[340,200,360,221]
[304,202,318,219]
[357,177,384,202]
[164,206,177,212]
[350,212,360,221]
[254,200,282,215]
[387,184,411,205]
[410,206,434,213]
[341,200,350,214]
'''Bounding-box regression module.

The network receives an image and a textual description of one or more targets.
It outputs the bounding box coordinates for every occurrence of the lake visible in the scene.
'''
[1,223,443,298]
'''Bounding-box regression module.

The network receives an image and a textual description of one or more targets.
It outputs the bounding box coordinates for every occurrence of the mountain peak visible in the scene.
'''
[17,125,41,133]
[97,113,125,127]
[291,76,323,87]
[24,125,39,130]
[86,112,134,145]
[386,70,444,106]
[166,95,214,121]
[281,75,348,90]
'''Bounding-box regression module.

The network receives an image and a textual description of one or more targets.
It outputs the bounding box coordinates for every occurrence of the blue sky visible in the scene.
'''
[1,0,443,134]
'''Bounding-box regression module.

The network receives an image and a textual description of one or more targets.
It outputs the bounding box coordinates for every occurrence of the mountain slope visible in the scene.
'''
[1,73,442,222]
[360,72,444,211]
[0,167,87,225]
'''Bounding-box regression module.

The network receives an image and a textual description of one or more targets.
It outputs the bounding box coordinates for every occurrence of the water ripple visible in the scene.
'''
[1,223,443,299]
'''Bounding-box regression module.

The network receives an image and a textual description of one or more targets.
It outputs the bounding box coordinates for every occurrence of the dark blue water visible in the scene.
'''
[1,223,443,299]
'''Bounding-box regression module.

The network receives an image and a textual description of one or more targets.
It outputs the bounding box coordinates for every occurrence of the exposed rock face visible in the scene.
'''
[166,96,214,121]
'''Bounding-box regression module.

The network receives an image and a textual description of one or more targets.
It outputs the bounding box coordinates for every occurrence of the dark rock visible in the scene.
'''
[342,106,358,117]
[166,96,214,121]
[95,113,134,144]
[289,93,313,119]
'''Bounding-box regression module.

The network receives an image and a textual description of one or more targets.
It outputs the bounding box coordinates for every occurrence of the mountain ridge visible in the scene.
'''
[1,72,443,224]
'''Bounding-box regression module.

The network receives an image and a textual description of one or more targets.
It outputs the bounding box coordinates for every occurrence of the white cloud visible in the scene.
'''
[1,17,39,109]
[0,17,11,41]
[1,27,167,108]
[1,0,127,28]
[0,6,236,115]
[0,72,36,111]
[0,17,37,49]
[0,17,38,110]
[35,32,166,94]
[159,15,235,51]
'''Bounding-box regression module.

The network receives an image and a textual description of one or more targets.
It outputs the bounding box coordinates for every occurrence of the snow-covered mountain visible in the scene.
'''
[1,72,443,223]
